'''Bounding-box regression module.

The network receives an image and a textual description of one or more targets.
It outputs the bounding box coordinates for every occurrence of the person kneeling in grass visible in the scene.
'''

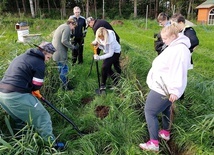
[139,24,191,152]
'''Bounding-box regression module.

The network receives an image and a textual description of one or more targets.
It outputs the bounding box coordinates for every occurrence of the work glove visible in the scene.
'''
[73,43,79,50]
[91,40,98,46]
[94,54,100,61]
[32,90,42,99]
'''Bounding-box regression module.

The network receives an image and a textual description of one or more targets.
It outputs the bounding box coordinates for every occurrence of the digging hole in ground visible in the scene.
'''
[81,96,94,106]
[95,105,110,119]
[160,138,194,155]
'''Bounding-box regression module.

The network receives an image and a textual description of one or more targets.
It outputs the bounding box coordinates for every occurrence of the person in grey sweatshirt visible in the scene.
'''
[52,18,78,90]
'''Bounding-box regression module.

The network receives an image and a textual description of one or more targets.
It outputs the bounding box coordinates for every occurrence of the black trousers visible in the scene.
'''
[101,53,121,86]
[72,37,84,64]
[98,49,121,75]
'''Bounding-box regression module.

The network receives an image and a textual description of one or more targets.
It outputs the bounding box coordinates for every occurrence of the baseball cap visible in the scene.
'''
[34,42,56,54]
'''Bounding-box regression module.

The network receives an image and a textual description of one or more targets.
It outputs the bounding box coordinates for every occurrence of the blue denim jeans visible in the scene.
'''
[57,62,68,85]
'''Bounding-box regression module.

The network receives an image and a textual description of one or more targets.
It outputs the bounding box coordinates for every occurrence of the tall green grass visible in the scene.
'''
[0,17,213,154]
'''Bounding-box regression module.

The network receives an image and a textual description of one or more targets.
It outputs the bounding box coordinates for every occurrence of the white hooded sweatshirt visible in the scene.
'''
[96,30,121,60]
[146,33,191,98]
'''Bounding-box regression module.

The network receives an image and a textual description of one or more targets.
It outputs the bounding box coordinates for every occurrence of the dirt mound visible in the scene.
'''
[95,105,110,119]
[81,96,94,106]
[110,20,124,26]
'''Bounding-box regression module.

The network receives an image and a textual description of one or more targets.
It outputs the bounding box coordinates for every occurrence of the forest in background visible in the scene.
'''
[0,0,207,20]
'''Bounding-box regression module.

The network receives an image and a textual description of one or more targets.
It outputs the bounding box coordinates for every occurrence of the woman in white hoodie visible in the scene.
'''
[93,27,121,91]
[139,24,191,152]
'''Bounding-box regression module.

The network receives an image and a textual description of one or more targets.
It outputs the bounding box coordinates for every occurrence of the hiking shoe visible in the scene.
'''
[159,129,170,141]
[109,86,116,90]
[139,140,159,152]
[54,142,65,150]
[62,84,74,91]
[100,85,106,91]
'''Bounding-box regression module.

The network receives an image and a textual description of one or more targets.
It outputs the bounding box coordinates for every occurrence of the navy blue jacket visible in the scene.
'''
[71,16,86,39]
[0,48,45,93]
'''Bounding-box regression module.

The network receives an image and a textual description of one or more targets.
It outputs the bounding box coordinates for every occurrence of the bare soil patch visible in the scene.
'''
[110,20,124,26]
[95,105,110,119]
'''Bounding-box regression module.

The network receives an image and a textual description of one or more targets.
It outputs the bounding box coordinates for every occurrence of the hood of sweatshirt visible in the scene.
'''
[168,33,191,49]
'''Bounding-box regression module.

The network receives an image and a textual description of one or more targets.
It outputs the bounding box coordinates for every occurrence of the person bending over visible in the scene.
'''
[92,27,121,91]
[0,42,64,149]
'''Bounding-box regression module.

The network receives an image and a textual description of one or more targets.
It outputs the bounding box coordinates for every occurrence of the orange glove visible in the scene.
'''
[32,90,43,99]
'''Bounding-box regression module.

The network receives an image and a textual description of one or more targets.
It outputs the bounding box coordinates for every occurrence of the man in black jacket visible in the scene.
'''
[0,42,64,149]
[69,6,87,64]
[86,17,121,77]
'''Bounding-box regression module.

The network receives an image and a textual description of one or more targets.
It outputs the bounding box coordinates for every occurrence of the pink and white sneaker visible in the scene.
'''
[159,129,170,141]
[139,140,159,152]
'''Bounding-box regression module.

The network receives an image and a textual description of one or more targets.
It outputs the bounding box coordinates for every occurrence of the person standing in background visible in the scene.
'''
[139,24,191,152]
[170,13,199,69]
[52,18,78,91]
[170,13,199,100]
[154,12,171,55]
[69,6,87,65]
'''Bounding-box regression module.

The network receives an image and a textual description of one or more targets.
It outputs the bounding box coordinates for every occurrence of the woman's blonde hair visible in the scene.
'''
[161,23,179,37]
[95,27,109,45]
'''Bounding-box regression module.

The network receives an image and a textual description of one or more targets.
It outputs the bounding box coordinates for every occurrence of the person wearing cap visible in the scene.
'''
[52,18,78,90]
[0,42,64,149]
[69,6,87,65]
[86,17,121,83]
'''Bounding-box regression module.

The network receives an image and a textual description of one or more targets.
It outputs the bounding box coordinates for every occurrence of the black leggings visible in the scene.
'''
[101,53,121,86]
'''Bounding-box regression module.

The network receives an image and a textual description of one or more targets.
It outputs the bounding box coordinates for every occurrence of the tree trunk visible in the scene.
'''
[61,0,66,19]
[94,0,97,18]
[15,0,19,12]
[47,0,50,13]
[155,0,159,18]
[86,0,89,17]
[119,0,122,17]
[34,0,37,16]
[187,0,193,20]
[29,0,35,18]
[22,0,26,13]
[134,0,137,18]
[102,0,105,19]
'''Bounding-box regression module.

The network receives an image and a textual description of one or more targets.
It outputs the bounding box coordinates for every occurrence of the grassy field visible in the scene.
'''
[0,16,213,155]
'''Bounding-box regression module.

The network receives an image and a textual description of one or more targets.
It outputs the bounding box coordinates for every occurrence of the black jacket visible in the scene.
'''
[0,48,45,93]
[183,27,199,53]
[93,19,120,43]
[72,16,86,39]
